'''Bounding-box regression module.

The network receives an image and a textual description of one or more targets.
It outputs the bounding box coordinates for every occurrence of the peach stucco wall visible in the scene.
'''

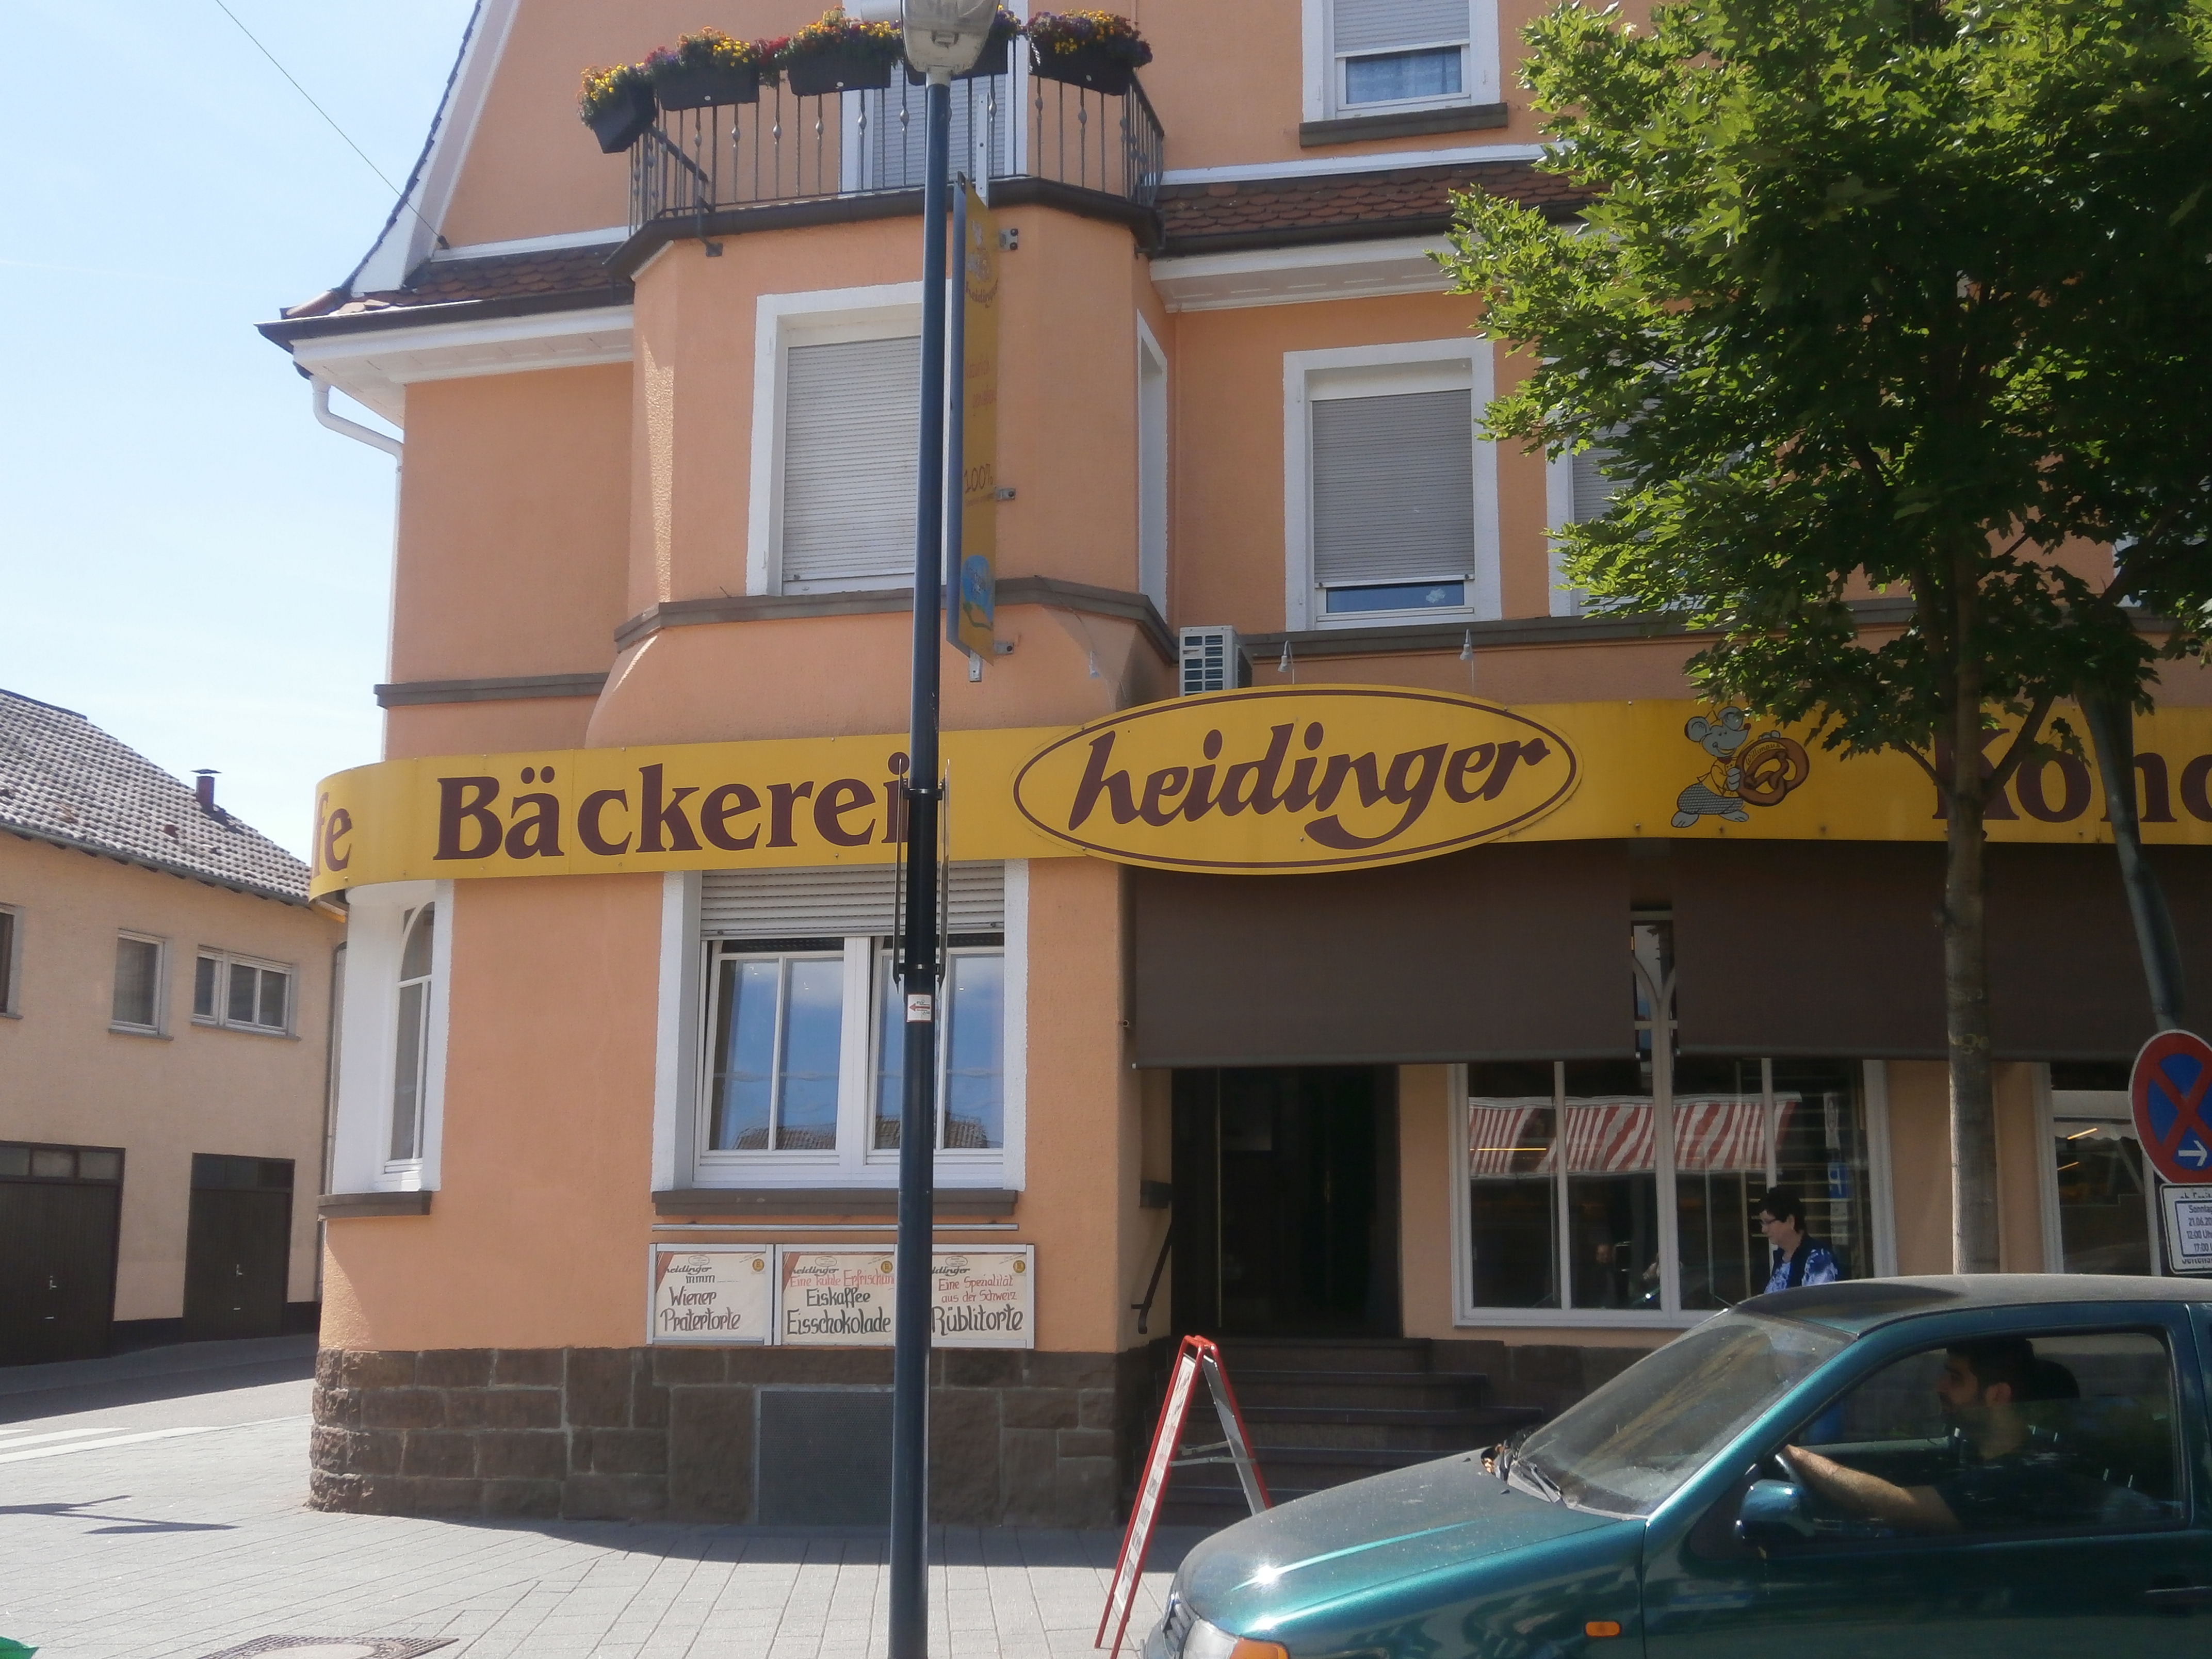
[392,365,631,687]
[0,835,340,1320]
[323,856,1145,1354]
[1882,1058,2050,1277]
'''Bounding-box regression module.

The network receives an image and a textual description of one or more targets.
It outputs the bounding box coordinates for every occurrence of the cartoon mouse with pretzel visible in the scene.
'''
[1672,707,1811,827]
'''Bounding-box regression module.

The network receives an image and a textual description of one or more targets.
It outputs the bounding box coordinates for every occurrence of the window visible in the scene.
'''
[1779,1329,2183,1540]
[2041,1067,2157,1275]
[1457,921,1879,1322]
[0,904,16,1015]
[1137,318,1169,616]
[111,933,164,1033]
[192,951,291,1035]
[390,903,435,1164]
[1545,440,1626,617]
[1286,342,1500,630]
[1314,0,1498,120]
[686,863,1022,1186]
[778,334,920,593]
[0,1142,124,1183]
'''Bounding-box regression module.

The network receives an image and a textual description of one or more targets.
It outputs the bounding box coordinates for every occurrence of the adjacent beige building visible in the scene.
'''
[0,689,344,1363]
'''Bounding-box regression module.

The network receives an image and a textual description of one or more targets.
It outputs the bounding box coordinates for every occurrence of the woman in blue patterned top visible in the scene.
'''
[1759,1184,1843,1293]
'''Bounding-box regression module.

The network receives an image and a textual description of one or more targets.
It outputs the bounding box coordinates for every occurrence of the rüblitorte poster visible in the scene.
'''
[776,1245,1035,1348]
[648,1245,771,1344]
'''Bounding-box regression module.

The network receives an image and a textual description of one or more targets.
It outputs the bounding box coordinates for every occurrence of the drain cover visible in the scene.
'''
[196,1641,453,1659]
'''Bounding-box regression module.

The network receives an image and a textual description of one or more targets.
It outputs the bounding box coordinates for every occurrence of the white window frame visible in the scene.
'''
[1283,338,1501,631]
[1447,1055,1897,1329]
[1302,0,1502,124]
[1136,313,1170,617]
[192,948,296,1037]
[747,282,926,598]
[329,880,453,1194]
[2035,1069,2164,1278]
[865,942,1014,1172]
[1544,450,1586,619]
[0,903,20,1017]
[110,930,168,1036]
[656,864,1027,1193]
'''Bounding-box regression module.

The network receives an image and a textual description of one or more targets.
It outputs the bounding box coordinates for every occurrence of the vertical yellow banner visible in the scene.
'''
[955,181,1000,661]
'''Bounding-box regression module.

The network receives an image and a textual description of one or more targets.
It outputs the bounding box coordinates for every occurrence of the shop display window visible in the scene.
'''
[1459,923,1877,1322]
[2045,1066,2156,1276]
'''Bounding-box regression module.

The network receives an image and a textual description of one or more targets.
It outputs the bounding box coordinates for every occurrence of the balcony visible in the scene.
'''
[625,68,1164,240]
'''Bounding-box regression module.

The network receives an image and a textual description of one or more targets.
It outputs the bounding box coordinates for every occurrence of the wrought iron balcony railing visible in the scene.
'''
[627,69,1164,235]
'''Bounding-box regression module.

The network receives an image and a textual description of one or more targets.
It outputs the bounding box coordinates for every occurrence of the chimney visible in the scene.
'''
[193,770,219,812]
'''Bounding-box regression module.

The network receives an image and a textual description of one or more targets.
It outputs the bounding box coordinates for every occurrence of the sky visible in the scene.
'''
[1,1,476,857]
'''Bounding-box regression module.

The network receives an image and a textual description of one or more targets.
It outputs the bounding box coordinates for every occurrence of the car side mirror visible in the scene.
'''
[1735,1479,1814,1548]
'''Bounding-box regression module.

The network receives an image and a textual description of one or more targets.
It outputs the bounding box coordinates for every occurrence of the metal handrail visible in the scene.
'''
[627,67,1163,235]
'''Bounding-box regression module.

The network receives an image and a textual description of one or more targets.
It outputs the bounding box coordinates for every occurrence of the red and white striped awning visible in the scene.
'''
[1563,1102,1655,1173]
[1469,1097,1775,1177]
[1672,1097,1771,1173]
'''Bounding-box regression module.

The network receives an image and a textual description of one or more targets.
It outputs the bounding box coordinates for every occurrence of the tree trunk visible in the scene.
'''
[1943,560,2001,1274]
[2081,688,2187,1031]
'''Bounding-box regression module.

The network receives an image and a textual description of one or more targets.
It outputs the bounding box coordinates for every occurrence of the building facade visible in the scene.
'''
[0,690,342,1364]
[264,0,2212,1526]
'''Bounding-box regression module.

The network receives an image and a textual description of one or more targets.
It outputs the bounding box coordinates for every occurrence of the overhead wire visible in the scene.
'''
[205,0,445,247]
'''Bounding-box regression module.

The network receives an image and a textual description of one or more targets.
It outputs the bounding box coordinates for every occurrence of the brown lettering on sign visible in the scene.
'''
[701,783,762,851]
[814,778,876,847]
[639,765,703,853]
[2182,756,2212,823]
[1014,687,1580,872]
[321,800,352,872]
[768,782,815,848]
[578,789,631,855]
[504,793,564,858]
[435,777,502,860]
[2015,753,2092,823]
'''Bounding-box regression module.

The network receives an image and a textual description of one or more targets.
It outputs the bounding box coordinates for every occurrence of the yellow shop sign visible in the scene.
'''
[1012,687,1578,871]
[309,691,2212,898]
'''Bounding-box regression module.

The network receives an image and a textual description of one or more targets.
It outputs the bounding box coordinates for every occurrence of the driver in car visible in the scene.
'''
[1780,1337,2097,1533]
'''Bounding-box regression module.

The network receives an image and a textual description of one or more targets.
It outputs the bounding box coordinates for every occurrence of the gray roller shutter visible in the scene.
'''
[1571,445,1622,524]
[1335,0,1471,53]
[701,863,1006,939]
[1311,389,1475,586]
[782,336,920,592]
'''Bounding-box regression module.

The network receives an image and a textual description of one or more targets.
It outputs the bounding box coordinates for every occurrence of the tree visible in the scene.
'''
[1445,0,2212,1270]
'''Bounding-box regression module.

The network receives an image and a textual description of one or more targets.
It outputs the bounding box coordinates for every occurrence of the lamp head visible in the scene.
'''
[853,0,999,75]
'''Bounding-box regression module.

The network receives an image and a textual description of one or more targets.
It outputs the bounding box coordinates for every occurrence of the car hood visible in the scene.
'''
[1175,1452,1633,1635]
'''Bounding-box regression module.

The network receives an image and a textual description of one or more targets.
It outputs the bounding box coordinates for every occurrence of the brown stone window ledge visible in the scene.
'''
[653,1186,1018,1218]
[1299,103,1509,147]
[319,1191,433,1217]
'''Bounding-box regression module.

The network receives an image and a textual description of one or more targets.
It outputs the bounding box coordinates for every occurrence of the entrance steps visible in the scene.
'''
[1151,1337,1543,1524]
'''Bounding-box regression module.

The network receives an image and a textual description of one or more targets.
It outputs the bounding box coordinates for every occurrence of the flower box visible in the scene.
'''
[787,47,897,95]
[584,76,658,152]
[1030,41,1134,96]
[653,60,763,109]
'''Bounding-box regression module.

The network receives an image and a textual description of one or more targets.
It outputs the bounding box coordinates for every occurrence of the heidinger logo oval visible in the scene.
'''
[1012,686,1579,872]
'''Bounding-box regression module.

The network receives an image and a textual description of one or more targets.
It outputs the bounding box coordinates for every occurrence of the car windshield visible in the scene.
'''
[1513,1311,1848,1517]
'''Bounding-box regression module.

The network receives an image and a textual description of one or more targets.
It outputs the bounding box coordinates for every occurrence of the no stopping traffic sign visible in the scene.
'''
[2131,1030,2212,1184]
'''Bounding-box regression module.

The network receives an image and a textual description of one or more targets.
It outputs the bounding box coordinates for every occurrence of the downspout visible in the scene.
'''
[311,377,403,458]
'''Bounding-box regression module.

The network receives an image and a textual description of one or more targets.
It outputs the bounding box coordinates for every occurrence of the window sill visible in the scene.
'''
[0,1010,19,1021]
[1300,102,1509,148]
[655,1186,1020,1218]
[320,1191,434,1218]
[108,1023,170,1040]
[190,1018,299,1039]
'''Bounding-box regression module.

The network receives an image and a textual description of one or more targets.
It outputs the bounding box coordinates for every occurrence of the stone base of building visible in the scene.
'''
[310,1345,1151,1526]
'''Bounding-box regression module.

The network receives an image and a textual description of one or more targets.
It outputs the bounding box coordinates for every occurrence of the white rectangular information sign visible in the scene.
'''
[2160,1183,2212,1273]
[775,1245,1036,1347]
[648,1245,772,1344]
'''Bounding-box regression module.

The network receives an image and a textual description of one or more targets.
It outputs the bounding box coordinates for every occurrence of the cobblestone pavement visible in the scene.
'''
[0,1343,1200,1659]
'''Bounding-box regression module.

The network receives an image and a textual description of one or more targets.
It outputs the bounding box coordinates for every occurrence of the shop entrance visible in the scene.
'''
[1170,1067,1400,1338]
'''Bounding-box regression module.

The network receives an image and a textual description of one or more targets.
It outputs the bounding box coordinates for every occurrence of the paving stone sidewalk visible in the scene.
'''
[0,1350,1202,1659]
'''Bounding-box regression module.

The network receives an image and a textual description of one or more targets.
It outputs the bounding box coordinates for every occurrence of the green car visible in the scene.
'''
[1147,1276,2212,1659]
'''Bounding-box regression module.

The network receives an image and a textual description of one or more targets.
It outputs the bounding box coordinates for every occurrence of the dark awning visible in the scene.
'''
[1673,841,2212,1061]
[1131,841,1633,1067]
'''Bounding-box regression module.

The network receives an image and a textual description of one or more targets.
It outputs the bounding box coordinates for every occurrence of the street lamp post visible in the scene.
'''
[852,5,998,1656]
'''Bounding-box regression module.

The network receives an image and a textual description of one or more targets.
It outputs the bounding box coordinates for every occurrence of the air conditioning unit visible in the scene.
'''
[1179,626,1250,695]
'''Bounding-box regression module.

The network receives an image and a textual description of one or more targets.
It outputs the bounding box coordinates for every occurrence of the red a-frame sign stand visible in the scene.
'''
[1096,1336,1271,1656]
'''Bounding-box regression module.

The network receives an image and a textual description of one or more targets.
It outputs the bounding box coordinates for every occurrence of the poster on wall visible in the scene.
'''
[2161,1183,2212,1274]
[647,1245,772,1344]
[775,1245,1036,1348]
